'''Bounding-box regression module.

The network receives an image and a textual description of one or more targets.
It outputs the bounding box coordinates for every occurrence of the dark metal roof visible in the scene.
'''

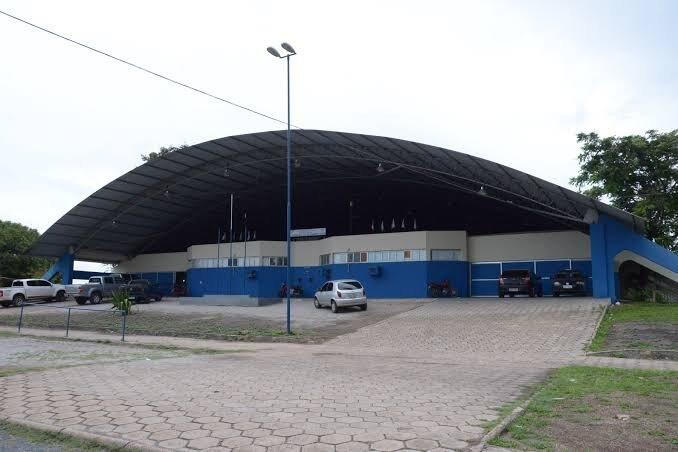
[29,129,645,262]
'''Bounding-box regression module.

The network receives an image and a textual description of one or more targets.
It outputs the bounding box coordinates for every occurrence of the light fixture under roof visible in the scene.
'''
[376,163,385,173]
[478,185,488,196]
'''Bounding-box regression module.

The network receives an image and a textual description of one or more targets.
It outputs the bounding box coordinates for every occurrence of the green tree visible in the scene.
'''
[571,130,678,251]
[0,220,51,279]
[141,144,189,162]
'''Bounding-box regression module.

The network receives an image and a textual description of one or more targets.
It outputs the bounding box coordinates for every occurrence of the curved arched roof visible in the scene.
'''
[29,130,644,262]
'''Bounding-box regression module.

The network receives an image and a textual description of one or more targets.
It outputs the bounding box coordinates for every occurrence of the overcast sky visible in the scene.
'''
[2,0,677,270]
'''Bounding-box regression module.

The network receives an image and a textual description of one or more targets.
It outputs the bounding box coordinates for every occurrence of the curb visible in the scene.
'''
[584,302,608,353]
[1,416,169,452]
[471,395,534,451]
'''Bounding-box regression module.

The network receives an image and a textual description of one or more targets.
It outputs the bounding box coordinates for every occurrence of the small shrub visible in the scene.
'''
[110,289,132,314]
[626,288,652,303]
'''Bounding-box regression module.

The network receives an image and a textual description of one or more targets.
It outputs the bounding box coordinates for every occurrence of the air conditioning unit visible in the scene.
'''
[368,266,381,277]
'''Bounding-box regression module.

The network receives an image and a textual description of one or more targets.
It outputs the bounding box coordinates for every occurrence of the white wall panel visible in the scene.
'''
[468,231,590,262]
[115,252,189,273]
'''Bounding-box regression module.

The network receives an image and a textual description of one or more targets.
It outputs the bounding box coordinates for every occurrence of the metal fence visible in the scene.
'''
[15,302,129,341]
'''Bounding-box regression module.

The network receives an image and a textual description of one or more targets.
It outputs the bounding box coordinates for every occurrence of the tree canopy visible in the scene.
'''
[141,144,189,162]
[571,130,678,251]
[0,220,51,280]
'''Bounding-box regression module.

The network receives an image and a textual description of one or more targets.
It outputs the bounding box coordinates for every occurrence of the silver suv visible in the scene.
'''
[314,279,367,313]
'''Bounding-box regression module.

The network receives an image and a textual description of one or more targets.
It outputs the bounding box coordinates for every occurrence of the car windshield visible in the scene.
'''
[501,270,529,278]
[338,281,363,290]
[88,277,100,283]
[556,271,581,278]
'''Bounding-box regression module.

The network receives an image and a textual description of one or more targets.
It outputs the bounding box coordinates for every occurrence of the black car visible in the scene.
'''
[552,269,586,296]
[126,279,163,303]
[498,269,543,298]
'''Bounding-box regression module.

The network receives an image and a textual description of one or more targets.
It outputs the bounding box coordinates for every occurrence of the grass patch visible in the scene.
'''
[14,333,248,354]
[588,302,678,352]
[489,366,678,451]
[0,367,47,378]
[0,420,134,451]
[0,310,301,342]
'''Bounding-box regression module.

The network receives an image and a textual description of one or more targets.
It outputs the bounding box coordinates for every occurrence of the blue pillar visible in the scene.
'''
[42,252,75,284]
[590,222,610,298]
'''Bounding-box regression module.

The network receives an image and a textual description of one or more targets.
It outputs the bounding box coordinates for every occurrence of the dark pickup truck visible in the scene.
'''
[126,279,164,303]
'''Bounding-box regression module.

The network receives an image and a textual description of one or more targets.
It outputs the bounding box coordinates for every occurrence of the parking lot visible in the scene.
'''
[0,298,428,343]
[0,297,609,451]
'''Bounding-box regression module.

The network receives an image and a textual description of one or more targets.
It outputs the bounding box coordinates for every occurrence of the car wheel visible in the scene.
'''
[90,293,102,305]
[156,296,162,302]
[313,298,321,309]
[529,288,535,298]
[359,304,367,311]
[55,291,66,303]
[499,293,505,298]
[331,301,338,313]
[553,292,560,297]
[509,293,515,298]
[538,290,543,297]
[13,294,26,307]
[75,297,87,305]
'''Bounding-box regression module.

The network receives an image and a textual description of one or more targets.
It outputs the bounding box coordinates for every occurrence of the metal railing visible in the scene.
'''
[16,302,129,341]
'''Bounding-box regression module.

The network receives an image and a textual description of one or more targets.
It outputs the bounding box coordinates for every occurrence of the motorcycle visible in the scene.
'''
[427,279,456,298]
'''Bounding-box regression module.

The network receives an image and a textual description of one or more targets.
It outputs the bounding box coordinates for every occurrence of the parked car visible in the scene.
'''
[70,275,127,305]
[498,269,543,298]
[126,279,163,303]
[314,279,367,313]
[0,279,67,307]
[552,269,587,296]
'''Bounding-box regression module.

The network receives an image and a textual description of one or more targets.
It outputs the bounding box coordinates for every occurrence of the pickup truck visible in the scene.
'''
[69,275,127,305]
[0,279,67,307]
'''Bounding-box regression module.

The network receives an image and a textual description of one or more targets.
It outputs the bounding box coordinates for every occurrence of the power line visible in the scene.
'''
[1,9,570,225]
[0,9,296,128]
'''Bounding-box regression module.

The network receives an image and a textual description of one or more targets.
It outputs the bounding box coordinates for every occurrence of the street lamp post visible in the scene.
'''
[267,42,296,334]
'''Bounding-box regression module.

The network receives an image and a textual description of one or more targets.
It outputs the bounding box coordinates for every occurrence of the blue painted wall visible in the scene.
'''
[134,272,176,296]
[186,261,469,298]
[591,214,678,300]
[186,257,596,299]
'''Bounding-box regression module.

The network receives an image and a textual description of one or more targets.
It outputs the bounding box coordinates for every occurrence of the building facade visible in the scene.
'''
[112,229,595,298]
[31,131,677,301]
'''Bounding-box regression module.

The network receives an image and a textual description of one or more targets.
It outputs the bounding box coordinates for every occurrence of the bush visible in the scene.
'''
[624,287,677,304]
[110,289,132,314]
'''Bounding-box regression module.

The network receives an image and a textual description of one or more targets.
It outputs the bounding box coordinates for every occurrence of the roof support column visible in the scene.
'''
[42,249,75,284]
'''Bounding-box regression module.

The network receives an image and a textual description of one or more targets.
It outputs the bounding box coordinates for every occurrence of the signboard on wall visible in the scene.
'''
[291,228,326,241]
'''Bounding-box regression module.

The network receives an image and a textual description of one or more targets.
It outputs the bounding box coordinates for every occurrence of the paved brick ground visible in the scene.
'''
[325,298,609,363]
[0,298,610,451]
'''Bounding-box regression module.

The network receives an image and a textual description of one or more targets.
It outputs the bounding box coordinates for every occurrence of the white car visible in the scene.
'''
[0,279,67,307]
[314,279,367,313]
